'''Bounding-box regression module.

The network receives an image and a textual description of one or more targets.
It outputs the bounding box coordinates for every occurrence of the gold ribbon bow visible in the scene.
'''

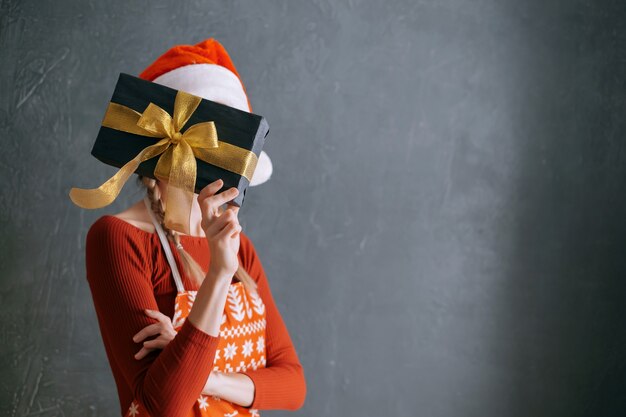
[69,90,258,235]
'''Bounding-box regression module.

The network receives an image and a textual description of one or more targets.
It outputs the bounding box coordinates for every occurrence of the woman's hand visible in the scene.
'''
[132,309,177,360]
[202,371,256,407]
[197,179,242,280]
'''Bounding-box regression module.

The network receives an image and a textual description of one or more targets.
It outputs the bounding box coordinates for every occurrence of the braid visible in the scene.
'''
[136,176,257,294]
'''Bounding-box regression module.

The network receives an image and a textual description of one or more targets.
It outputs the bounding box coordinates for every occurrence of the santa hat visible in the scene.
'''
[139,38,272,187]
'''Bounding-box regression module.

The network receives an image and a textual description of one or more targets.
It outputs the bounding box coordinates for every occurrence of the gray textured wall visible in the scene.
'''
[2,1,626,416]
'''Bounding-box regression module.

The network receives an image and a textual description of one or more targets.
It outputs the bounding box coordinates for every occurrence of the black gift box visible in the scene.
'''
[90,72,269,207]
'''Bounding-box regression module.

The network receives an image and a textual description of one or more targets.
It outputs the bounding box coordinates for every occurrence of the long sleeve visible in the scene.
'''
[85,217,221,417]
[238,233,307,410]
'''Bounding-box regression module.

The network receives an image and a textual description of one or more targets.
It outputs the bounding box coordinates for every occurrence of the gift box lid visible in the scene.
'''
[90,72,269,203]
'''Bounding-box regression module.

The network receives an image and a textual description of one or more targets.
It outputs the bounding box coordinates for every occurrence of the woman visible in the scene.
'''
[84,39,306,417]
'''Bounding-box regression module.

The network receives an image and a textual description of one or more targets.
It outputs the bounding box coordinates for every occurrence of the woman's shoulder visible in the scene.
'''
[85,215,155,288]
[89,199,155,235]
[86,214,154,252]
[85,214,154,276]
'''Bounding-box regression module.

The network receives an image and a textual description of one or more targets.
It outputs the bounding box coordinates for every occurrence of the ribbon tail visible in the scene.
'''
[69,139,170,209]
[163,185,194,235]
[158,140,197,235]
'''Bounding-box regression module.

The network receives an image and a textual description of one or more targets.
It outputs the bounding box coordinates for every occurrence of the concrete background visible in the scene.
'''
[1,0,626,416]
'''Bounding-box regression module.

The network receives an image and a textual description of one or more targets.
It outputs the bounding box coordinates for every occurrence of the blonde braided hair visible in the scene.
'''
[136,175,257,294]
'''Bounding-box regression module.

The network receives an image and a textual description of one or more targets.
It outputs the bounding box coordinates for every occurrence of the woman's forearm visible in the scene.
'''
[202,371,255,407]
[186,268,232,336]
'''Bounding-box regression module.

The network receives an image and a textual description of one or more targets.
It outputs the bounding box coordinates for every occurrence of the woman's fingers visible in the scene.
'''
[144,308,170,324]
[216,220,242,240]
[134,333,176,359]
[133,338,168,360]
[132,322,161,343]
[134,346,152,360]
[198,180,224,220]
[197,179,224,202]
[198,179,238,207]
[142,337,169,349]
[205,207,239,238]
[217,187,239,206]
[201,187,239,213]
[133,309,177,360]
[199,182,239,218]
[133,309,173,342]
[197,179,241,246]
[223,205,241,237]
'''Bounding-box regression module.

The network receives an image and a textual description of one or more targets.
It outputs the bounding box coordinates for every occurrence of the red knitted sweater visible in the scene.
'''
[85,214,306,416]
